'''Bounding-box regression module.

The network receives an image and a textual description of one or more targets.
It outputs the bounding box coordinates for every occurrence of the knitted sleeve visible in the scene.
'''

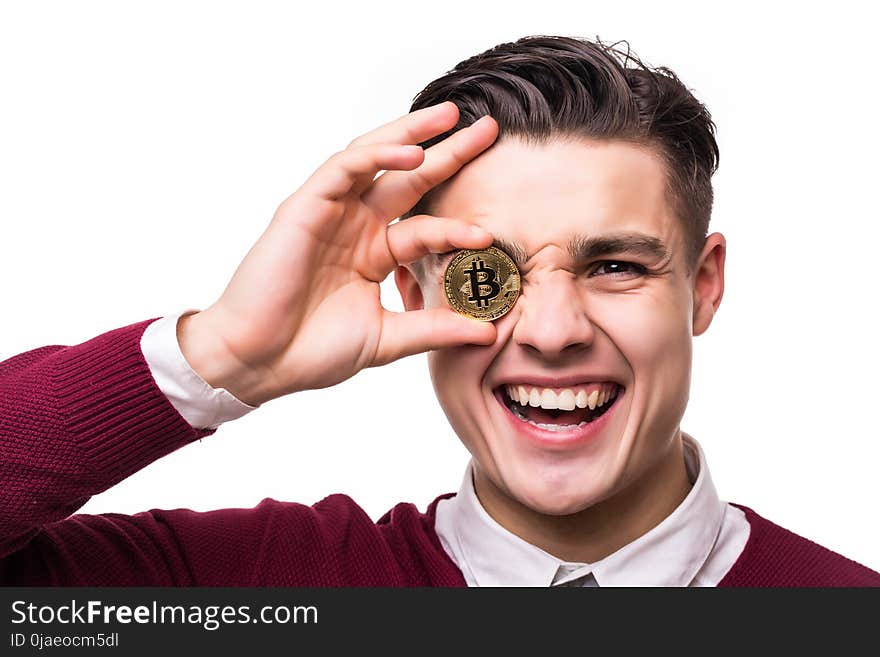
[0,318,442,586]
[0,318,346,586]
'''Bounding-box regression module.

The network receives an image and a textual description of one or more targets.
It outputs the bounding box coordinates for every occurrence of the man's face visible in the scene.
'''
[396,137,724,518]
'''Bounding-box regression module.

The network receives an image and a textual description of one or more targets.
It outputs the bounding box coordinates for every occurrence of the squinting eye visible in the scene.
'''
[434,250,456,270]
[590,260,647,277]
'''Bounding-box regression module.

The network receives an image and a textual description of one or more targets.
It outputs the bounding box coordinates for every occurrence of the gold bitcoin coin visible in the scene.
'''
[443,246,521,321]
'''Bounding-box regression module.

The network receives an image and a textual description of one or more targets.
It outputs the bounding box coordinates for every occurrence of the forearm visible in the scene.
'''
[0,317,216,559]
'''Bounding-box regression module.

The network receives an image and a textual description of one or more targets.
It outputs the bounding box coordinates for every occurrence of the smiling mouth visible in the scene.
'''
[494,383,624,432]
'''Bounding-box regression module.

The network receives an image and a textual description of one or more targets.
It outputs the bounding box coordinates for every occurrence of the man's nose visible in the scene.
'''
[511,271,595,359]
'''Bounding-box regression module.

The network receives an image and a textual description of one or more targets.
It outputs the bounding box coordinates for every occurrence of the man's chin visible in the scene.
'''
[509,481,610,518]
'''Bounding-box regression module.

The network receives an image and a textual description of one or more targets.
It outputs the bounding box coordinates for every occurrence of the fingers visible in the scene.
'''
[374,307,497,366]
[347,101,460,149]
[297,101,462,202]
[385,215,493,265]
[361,115,499,220]
[299,143,426,202]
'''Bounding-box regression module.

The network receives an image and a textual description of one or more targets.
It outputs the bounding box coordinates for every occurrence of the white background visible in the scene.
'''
[1,1,877,572]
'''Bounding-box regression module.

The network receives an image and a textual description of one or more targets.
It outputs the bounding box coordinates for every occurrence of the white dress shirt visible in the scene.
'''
[141,309,751,586]
[433,435,750,586]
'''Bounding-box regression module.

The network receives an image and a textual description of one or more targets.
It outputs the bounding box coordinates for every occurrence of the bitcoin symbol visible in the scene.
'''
[444,247,520,321]
[465,259,501,308]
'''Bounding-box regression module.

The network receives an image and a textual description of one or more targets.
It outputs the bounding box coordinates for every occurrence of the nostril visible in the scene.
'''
[511,314,595,357]
[515,340,591,360]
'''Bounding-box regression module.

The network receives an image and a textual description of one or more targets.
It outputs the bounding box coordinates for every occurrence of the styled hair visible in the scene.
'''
[402,35,719,277]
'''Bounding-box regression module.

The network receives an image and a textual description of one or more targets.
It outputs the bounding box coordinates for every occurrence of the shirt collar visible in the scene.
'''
[433,432,727,587]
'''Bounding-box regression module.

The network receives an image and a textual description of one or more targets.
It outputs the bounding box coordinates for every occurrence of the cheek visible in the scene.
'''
[424,275,498,416]
[600,289,692,428]
[428,346,488,406]
[610,296,690,367]
[427,349,456,397]
[427,344,498,450]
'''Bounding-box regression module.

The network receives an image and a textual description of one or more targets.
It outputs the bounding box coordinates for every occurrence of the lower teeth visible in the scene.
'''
[509,408,589,430]
[528,420,588,432]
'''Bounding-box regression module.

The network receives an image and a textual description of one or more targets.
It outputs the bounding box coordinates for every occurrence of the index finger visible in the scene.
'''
[360,114,499,220]
[347,101,461,149]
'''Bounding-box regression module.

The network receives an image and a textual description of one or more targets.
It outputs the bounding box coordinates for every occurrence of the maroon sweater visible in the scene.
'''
[1,318,877,587]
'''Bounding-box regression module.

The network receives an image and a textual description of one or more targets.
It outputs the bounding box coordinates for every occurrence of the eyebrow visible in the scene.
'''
[491,238,530,267]
[491,232,670,269]
[567,232,670,263]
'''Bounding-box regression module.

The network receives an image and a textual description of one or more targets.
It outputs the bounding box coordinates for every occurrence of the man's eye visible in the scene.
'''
[434,250,456,268]
[589,260,647,277]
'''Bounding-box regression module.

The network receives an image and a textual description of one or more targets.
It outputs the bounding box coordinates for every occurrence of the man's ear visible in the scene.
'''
[692,232,726,337]
[394,264,424,311]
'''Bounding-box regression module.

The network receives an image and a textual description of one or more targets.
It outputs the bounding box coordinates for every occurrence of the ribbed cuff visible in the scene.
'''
[50,317,217,487]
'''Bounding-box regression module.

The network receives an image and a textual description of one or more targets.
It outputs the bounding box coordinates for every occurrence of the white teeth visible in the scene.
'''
[529,388,541,407]
[504,383,620,411]
[502,383,624,431]
[530,420,588,432]
[557,389,576,411]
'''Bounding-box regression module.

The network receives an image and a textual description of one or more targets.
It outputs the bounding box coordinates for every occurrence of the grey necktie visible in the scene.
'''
[551,565,599,587]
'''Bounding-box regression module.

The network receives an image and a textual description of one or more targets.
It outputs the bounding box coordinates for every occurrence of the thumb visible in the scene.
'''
[373,307,497,366]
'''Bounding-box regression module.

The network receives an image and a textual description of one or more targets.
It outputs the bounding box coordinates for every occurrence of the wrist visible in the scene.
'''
[176,310,268,406]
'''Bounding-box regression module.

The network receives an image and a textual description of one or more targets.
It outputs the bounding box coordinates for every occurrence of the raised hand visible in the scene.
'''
[177,102,500,405]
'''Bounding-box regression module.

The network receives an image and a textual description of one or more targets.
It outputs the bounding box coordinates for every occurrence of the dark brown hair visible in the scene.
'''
[402,35,719,277]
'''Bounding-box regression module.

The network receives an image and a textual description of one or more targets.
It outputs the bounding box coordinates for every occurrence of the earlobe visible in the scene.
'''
[692,233,726,337]
[394,265,425,311]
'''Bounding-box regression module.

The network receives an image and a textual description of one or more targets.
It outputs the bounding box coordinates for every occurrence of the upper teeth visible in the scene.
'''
[504,384,618,411]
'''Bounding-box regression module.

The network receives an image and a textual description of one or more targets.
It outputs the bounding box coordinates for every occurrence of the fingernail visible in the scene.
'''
[471,225,488,236]
[471,115,491,127]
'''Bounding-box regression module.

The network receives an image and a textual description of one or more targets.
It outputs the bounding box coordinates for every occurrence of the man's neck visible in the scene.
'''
[472,432,693,564]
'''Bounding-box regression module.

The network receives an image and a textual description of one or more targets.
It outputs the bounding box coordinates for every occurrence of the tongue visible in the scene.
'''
[522,405,593,425]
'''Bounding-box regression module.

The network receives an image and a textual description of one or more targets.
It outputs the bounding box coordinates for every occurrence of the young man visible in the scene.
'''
[1,35,877,586]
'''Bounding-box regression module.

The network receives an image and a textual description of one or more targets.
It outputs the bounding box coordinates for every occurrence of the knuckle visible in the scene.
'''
[406,213,431,226]
[328,148,361,173]
[325,149,347,166]
[346,134,366,149]
[338,144,381,170]
[447,143,469,167]
[405,169,434,197]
